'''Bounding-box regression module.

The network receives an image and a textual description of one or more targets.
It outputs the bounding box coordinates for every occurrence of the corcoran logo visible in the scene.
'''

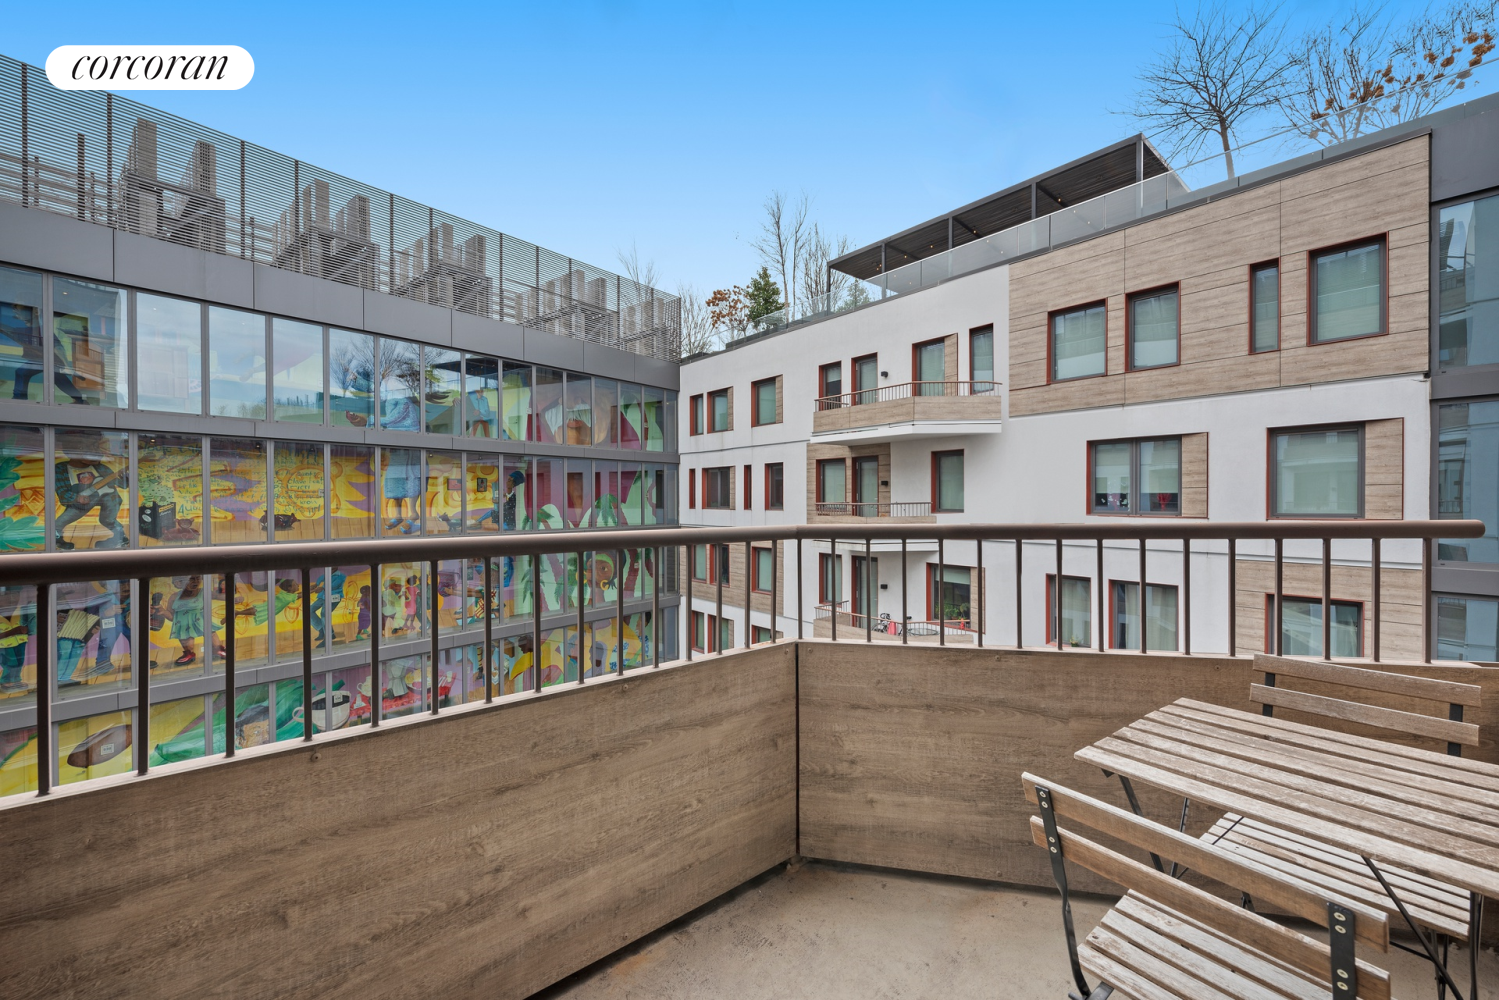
[45,45,254,90]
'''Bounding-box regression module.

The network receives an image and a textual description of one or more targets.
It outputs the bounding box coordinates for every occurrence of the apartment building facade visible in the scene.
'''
[680,93,1499,664]
[0,55,682,795]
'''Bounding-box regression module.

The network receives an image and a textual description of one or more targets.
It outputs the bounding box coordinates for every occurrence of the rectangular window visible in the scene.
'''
[619,382,644,449]
[1437,401,1499,562]
[693,543,709,581]
[273,318,326,423]
[328,328,374,429]
[1090,438,1181,515]
[765,462,784,510]
[932,450,963,512]
[1046,575,1092,648]
[820,362,843,402]
[1436,594,1499,660]
[1269,596,1362,658]
[691,543,729,584]
[753,625,775,644]
[593,377,619,447]
[462,355,500,438]
[564,374,592,445]
[1270,425,1362,517]
[928,564,971,624]
[533,367,565,445]
[53,278,128,408]
[273,440,326,542]
[854,455,879,517]
[1128,286,1179,370]
[708,388,730,432]
[753,377,778,425]
[817,458,846,507]
[501,362,531,442]
[689,394,703,435]
[0,425,45,551]
[136,433,204,548]
[1439,194,1499,368]
[970,326,995,390]
[1051,302,1107,382]
[854,354,880,402]
[704,467,732,509]
[753,547,774,593]
[1311,238,1385,343]
[1250,262,1280,353]
[136,293,202,414]
[1111,582,1178,651]
[208,306,266,418]
[743,464,752,509]
[0,266,44,403]
[424,348,462,435]
[819,553,842,605]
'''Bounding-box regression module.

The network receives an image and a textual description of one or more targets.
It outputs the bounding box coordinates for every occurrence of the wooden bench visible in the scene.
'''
[1023,771,1393,1000]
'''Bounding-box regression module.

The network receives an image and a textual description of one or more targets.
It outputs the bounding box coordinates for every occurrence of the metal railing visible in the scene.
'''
[813,502,932,518]
[814,603,973,639]
[814,380,1000,411]
[0,55,681,362]
[1,517,1481,799]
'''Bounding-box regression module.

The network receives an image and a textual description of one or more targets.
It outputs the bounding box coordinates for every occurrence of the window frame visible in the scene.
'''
[1307,235,1388,345]
[926,562,973,625]
[687,468,696,509]
[765,462,784,510]
[1125,283,1181,373]
[817,457,847,507]
[1248,260,1281,354]
[1087,436,1184,517]
[703,466,732,509]
[752,546,774,594]
[707,388,730,433]
[743,464,752,510]
[1048,299,1109,384]
[818,552,843,605]
[820,362,843,402]
[1265,593,1365,658]
[969,324,995,387]
[1267,423,1365,520]
[751,376,779,426]
[1108,580,1180,651]
[689,394,703,436]
[1045,573,1094,647]
[931,449,964,513]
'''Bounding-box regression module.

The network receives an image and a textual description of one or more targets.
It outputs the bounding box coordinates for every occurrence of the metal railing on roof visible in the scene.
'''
[814,380,1000,410]
[0,55,682,362]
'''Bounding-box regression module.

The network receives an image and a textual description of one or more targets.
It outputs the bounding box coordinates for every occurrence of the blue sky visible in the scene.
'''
[9,0,1355,297]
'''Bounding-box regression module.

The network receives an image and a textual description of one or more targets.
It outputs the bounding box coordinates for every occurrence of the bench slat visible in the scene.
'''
[1087,922,1265,1000]
[1249,685,1480,746]
[1253,653,1482,708]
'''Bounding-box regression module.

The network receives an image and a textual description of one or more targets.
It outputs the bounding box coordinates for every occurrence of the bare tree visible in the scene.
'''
[1280,1,1495,143]
[615,241,659,292]
[1124,3,1293,178]
[798,223,852,315]
[752,191,810,320]
[676,283,719,356]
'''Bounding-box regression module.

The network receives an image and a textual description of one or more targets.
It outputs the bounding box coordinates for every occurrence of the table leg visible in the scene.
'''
[1366,857,1469,1000]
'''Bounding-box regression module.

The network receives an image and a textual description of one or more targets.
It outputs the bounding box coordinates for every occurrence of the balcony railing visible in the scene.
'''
[815,380,999,411]
[814,603,974,641]
[0,517,1482,798]
[0,55,681,361]
[813,502,932,518]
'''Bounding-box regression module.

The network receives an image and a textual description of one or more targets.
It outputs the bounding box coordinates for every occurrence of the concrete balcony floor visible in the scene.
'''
[534,860,1499,1000]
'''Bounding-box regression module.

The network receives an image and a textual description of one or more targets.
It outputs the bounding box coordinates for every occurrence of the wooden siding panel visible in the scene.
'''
[1365,417,1405,520]
[1181,432,1209,518]
[1235,558,1422,661]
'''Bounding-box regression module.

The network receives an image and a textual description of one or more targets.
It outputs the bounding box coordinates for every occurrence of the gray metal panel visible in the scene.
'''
[452,311,526,357]
[1433,107,1499,201]
[582,342,638,383]
[362,289,452,345]
[632,353,681,391]
[0,202,114,281]
[252,263,364,328]
[114,231,255,309]
[1434,565,1499,598]
[1430,367,1499,399]
[522,328,586,371]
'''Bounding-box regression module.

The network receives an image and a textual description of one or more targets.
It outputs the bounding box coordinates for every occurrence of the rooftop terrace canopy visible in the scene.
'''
[830,135,1171,282]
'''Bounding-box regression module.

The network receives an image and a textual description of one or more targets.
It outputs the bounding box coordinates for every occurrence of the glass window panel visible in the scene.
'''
[1277,597,1361,658]
[1137,438,1180,514]
[328,328,375,429]
[531,456,565,530]
[533,367,565,444]
[620,383,644,449]
[566,459,593,528]
[593,550,619,610]
[1438,401,1499,563]
[137,434,204,547]
[270,570,312,664]
[1273,428,1361,516]
[916,343,944,392]
[936,452,964,511]
[212,571,269,669]
[565,374,593,445]
[52,278,127,407]
[275,675,328,740]
[146,575,208,679]
[0,266,45,403]
[329,445,375,540]
[1439,195,1499,368]
[1313,242,1383,342]
[136,293,202,413]
[425,450,463,535]
[57,708,133,786]
[436,560,464,634]
[463,355,500,438]
[1092,441,1131,513]
[273,441,325,542]
[55,429,130,550]
[379,563,425,639]
[55,580,132,698]
[424,347,462,435]
[754,379,776,424]
[1112,582,1178,651]
[379,447,423,536]
[207,306,265,418]
[272,318,324,423]
[972,330,995,385]
[594,460,622,527]
[709,389,729,430]
[1052,303,1106,380]
[501,361,531,441]
[931,565,971,623]
[501,633,536,696]
[593,378,619,446]
[147,694,210,766]
[378,339,420,431]
[209,684,275,752]
[464,559,492,627]
[1437,595,1499,661]
[767,463,784,510]
[208,438,267,544]
[0,424,45,552]
[1049,576,1092,648]
[0,585,38,708]
[643,386,665,452]
[1251,266,1279,353]
[326,565,371,649]
[1129,288,1178,369]
[378,655,429,718]
[664,391,678,452]
[466,452,502,533]
[620,462,644,526]
[503,549,533,621]
[756,547,774,592]
[819,459,845,505]
[329,663,372,730]
[498,454,528,532]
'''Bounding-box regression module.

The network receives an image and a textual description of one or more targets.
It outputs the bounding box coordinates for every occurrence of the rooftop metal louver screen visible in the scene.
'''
[0,55,681,362]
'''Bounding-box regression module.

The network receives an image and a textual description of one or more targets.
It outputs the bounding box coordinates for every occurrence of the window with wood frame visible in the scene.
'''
[687,468,696,509]
[689,394,703,435]
[692,543,729,584]
[707,388,731,432]
[932,450,964,512]
[1109,581,1178,651]
[1250,261,1280,353]
[752,546,774,593]
[1050,301,1106,382]
[1127,285,1179,370]
[691,611,734,652]
[1269,425,1363,518]
[927,564,971,624]
[913,339,945,396]
[752,377,779,425]
[819,552,842,605]
[765,462,784,510]
[1310,237,1386,344]
[1090,438,1182,515]
[703,466,732,509]
[970,325,995,391]
[1045,574,1093,647]
[744,464,752,509]
[819,362,843,405]
[1266,594,1363,658]
[817,457,846,506]
[853,354,879,404]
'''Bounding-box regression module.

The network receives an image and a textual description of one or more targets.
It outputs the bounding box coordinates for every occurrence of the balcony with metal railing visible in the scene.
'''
[811,380,1002,442]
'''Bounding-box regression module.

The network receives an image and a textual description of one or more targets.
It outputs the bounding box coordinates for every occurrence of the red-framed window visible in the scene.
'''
[819,552,842,605]
[687,468,696,509]
[765,462,784,510]
[744,464,752,510]
[752,546,774,593]
[689,394,703,435]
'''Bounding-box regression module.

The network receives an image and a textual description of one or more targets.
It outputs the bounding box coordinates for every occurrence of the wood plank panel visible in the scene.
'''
[1233,558,1423,663]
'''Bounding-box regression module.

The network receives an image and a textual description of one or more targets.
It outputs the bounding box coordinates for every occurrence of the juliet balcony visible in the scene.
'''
[810,380,1003,444]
